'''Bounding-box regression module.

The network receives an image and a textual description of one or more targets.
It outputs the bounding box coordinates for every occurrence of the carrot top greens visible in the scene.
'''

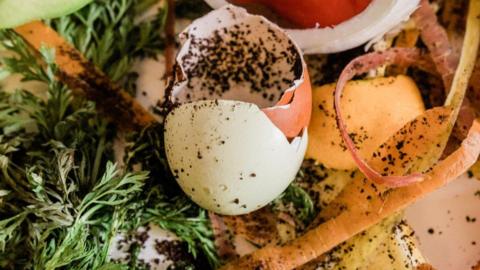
[0,1,222,269]
[0,1,316,268]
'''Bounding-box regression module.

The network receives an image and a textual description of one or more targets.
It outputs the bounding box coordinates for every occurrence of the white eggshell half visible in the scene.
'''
[164,100,308,215]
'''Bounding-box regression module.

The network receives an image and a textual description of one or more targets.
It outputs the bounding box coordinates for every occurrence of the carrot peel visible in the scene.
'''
[333,48,434,187]
[220,119,480,270]
[14,21,156,131]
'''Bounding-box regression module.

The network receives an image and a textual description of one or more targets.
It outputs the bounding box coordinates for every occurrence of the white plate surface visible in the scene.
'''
[406,174,480,270]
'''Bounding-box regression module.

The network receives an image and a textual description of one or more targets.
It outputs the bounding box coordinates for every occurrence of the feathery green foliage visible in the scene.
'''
[48,0,167,94]
[0,0,219,268]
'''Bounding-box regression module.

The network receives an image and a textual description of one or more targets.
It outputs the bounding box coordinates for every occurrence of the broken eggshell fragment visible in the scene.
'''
[164,5,311,215]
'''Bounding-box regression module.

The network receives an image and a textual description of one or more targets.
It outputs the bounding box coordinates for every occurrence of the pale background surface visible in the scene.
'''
[406,175,480,270]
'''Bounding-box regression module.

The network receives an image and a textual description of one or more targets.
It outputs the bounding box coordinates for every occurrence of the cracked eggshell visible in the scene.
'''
[163,6,311,215]
[164,100,308,215]
[170,5,311,140]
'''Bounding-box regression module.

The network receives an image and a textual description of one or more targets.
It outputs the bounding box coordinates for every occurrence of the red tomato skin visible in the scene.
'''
[231,0,372,28]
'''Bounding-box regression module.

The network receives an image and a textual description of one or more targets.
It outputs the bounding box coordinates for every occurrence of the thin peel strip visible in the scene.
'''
[445,0,480,140]
[414,0,478,139]
[444,0,480,116]
[335,0,480,187]
[13,21,156,131]
[333,48,434,187]
[413,0,458,88]
[219,1,480,268]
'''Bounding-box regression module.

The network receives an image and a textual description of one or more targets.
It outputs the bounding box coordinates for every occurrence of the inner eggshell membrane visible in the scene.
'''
[164,6,312,215]
[171,5,311,139]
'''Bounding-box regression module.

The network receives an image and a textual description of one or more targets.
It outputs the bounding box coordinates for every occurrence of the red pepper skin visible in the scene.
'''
[231,0,372,28]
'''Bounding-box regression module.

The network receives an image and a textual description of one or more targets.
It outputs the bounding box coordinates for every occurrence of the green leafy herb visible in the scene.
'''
[273,183,316,228]
[124,124,220,268]
[48,0,167,95]
[0,0,219,268]
[0,31,145,270]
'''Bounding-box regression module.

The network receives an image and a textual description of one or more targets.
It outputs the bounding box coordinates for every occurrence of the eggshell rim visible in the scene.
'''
[166,99,309,148]
[170,5,312,139]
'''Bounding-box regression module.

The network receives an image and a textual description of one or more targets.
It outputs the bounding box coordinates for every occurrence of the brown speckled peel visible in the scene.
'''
[14,21,156,131]
[334,0,480,187]
[334,48,435,187]
[221,118,480,270]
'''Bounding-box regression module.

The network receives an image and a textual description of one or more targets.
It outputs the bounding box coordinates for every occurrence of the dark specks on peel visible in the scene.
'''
[466,215,477,223]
